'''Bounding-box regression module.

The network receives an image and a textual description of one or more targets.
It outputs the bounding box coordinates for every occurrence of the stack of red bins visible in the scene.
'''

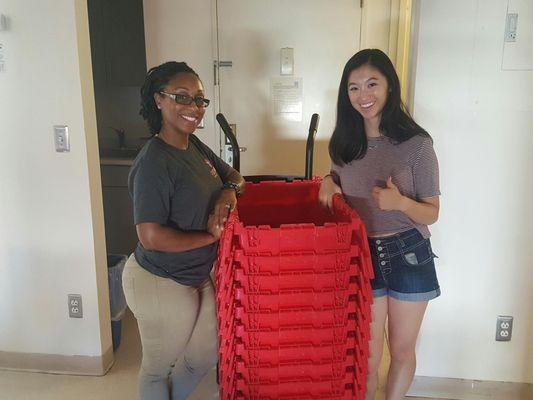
[216,178,374,400]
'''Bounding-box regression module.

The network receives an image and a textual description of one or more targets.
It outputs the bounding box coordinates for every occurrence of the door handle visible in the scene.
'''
[214,60,233,85]
[228,146,247,152]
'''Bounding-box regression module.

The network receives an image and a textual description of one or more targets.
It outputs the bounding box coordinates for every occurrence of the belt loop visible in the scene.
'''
[397,234,406,248]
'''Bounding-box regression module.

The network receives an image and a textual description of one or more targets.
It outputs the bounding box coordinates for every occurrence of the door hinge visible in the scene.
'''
[360,0,364,8]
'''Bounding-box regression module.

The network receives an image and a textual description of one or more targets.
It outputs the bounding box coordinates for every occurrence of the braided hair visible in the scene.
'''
[139,61,200,134]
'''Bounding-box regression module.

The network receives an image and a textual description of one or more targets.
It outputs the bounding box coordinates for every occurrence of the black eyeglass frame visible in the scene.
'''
[159,91,210,108]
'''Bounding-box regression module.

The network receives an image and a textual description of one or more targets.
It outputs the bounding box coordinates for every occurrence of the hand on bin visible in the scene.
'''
[207,213,223,240]
[213,189,237,229]
[319,175,342,212]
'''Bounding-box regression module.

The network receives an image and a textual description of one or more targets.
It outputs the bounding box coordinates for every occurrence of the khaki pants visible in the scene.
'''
[122,254,218,400]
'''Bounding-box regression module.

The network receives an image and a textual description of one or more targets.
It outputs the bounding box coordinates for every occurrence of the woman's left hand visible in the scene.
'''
[213,189,237,229]
[372,177,408,211]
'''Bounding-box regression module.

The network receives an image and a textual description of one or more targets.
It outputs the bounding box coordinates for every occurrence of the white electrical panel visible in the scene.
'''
[504,13,518,42]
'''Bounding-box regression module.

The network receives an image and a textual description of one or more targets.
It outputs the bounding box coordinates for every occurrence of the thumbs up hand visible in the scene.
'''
[372,177,407,211]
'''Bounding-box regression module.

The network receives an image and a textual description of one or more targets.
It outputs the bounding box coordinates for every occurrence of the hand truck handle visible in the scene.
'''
[305,113,320,180]
[216,113,240,172]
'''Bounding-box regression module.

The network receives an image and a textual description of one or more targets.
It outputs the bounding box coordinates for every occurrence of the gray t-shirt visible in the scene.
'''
[128,135,232,287]
[332,135,440,238]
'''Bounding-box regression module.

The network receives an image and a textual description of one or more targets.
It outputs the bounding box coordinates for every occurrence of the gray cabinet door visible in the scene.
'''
[101,165,137,255]
[102,186,137,255]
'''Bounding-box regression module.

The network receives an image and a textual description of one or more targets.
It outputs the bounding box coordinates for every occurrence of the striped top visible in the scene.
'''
[331,134,440,239]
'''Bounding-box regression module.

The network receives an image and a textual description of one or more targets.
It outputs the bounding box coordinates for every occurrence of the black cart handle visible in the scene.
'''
[305,113,320,180]
[216,113,240,172]
[216,112,319,179]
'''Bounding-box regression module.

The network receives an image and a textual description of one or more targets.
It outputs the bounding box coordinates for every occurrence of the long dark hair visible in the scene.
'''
[329,49,429,165]
[139,61,199,134]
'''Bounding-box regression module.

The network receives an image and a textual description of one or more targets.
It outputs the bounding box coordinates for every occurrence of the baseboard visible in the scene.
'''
[0,346,114,376]
[407,375,533,400]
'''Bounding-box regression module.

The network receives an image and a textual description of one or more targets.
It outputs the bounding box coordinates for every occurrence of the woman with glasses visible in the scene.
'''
[319,49,440,400]
[122,61,244,400]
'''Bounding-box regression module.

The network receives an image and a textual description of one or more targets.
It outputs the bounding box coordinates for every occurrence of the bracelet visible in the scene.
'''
[222,181,241,197]
[324,173,339,185]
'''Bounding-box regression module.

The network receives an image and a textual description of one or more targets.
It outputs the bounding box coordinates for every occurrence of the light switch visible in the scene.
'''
[54,125,70,152]
[281,47,294,76]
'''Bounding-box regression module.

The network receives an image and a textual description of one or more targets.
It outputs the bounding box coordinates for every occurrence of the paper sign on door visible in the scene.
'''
[270,77,303,122]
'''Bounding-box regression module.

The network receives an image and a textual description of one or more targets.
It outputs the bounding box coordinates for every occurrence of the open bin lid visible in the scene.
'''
[243,175,304,183]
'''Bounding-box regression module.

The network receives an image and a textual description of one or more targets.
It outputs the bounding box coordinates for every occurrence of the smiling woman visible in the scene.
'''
[319,49,440,400]
[153,72,208,149]
[123,61,245,400]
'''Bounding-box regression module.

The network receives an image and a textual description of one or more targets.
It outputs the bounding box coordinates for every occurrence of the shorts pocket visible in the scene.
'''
[400,239,435,267]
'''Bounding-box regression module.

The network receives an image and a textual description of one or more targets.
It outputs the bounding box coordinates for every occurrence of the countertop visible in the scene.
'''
[100,157,135,166]
[99,147,139,166]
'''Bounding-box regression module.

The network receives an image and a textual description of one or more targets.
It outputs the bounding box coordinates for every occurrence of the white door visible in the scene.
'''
[216,0,362,176]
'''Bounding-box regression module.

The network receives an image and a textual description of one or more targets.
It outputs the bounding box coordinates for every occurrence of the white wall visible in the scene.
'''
[413,0,533,383]
[0,0,111,365]
[143,0,219,153]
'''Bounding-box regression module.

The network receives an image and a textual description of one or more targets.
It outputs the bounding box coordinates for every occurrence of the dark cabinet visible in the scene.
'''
[88,0,147,87]
[90,0,146,255]
[101,165,138,255]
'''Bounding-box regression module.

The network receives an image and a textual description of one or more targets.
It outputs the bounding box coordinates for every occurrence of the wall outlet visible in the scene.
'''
[68,294,83,318]
[495,315,513,341]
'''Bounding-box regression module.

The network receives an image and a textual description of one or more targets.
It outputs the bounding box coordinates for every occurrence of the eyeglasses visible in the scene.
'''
[159,91,210,108]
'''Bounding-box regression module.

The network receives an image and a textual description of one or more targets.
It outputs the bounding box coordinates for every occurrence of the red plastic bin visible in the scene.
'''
[216,179,373,400]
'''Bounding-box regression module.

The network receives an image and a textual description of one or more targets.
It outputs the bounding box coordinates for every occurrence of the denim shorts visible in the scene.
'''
[369,228,440,302]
